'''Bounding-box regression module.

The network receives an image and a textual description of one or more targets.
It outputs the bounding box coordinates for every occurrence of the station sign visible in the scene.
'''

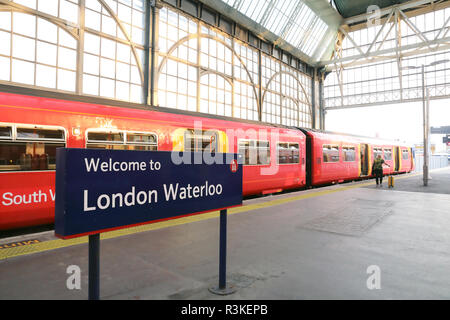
[443,134,450,144]
[55,149,242,239]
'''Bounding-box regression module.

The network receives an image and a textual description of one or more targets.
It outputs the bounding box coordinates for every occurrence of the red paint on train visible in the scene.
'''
[0,92,413,230]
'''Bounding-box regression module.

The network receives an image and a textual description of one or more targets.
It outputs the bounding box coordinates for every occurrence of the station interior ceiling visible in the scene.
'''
[0,0,449,129]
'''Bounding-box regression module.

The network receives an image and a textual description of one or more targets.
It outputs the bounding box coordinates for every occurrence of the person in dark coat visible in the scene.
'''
[372,155,390,187]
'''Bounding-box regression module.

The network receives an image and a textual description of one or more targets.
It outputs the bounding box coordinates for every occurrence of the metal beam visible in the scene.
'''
[343,0,435,26]
[324,93,450,110]
[321,34,450,70]
[76,0,85,94]
[0,0,79,39]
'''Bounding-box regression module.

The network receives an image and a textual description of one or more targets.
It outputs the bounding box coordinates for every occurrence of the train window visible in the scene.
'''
[343,146,356,162]
[384,148,392,160]
[402,149,409,160]
[87,132,124,144]
[0,125,66,171]
[86,130,157,151]
[17,128,65,141]
[127,133,157,145]
[323,145,339,163]
[277,143,299,164]
[184,129,217,153]
[373,147,383,159]
[0,126,12,139]
[238,140,270,165]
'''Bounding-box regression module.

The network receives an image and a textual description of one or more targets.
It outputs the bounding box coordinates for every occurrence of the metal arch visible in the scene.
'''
[0,0,79,40]
[97,0,144,84]
[261,70,313,126]
[280,95,301,125]
[156,33,260,111]
[262,70,312,105]
[199,69,233,87]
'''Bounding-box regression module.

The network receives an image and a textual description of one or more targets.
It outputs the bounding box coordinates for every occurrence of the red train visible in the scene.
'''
[0,92,414,230]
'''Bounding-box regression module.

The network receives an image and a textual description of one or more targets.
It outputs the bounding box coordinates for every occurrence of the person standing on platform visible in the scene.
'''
[372,155,389,187]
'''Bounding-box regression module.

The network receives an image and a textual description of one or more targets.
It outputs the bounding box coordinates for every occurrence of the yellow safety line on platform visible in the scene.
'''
[0,171,428,261]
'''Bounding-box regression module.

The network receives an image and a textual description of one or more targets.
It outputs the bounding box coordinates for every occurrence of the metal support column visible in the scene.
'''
[422,65,429,186]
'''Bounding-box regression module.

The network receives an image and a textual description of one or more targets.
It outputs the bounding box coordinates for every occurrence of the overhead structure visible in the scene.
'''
[331,0,412,18]
[199,0,342,65]
[320,0,450,110]
[0,0,320,128]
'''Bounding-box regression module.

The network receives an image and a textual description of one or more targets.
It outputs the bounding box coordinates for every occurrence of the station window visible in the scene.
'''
[184,129,218,153]
[277,143,299,164]
[383,148,392,160]
[86,130,157,151]
[402,149,409,160]
[323,145,339,163]
[343,146,356,162]
[238,140,270,165]
[373,147,383,159]
[0,125,66,171]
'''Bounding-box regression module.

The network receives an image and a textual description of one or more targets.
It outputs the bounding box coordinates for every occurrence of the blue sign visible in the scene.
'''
[55,149,242,239]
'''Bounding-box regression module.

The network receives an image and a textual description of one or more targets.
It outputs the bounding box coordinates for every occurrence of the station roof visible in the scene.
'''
[331,0,411,18]
[199,0,342,65]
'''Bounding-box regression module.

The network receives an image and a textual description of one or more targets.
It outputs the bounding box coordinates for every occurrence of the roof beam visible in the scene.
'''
[343,0,435,26]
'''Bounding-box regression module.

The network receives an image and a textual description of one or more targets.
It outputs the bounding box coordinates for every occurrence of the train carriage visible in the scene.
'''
[302,129,361,186]
[302,129,415,187]
[0,92,308,230]
[0,92,413,231]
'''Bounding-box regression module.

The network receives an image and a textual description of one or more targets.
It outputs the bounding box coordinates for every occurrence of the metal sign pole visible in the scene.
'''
[219,209,227,289]
[88,233,100,300]
[209,209,236,295]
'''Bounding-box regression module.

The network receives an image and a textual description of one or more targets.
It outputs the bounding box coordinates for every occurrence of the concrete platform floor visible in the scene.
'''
[0,167,449,300]
[363,166,450,195]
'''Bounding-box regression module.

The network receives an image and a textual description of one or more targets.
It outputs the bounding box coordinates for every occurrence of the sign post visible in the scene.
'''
[55,149,242,300]
[208,208,236,295]
[88,234,100,300]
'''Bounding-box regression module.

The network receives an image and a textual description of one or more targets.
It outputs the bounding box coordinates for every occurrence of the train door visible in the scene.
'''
[360,144,369,176]
[394,146,400,171]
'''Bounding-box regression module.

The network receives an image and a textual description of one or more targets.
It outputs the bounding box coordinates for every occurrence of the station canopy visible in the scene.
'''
[211,0,342,64]
[212,1,432,65]
[332,0,412,18]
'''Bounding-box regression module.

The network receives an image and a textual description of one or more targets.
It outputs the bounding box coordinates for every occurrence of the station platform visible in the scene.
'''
[1,167,449,300]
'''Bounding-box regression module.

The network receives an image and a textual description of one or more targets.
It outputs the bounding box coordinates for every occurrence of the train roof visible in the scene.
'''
[299,128,412,147]
[0,86,412,146]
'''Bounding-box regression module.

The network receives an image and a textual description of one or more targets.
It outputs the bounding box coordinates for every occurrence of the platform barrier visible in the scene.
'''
[413,154,449,172]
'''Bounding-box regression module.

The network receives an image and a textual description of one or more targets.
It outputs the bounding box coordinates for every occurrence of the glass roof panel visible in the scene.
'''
[221,0,331,60]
